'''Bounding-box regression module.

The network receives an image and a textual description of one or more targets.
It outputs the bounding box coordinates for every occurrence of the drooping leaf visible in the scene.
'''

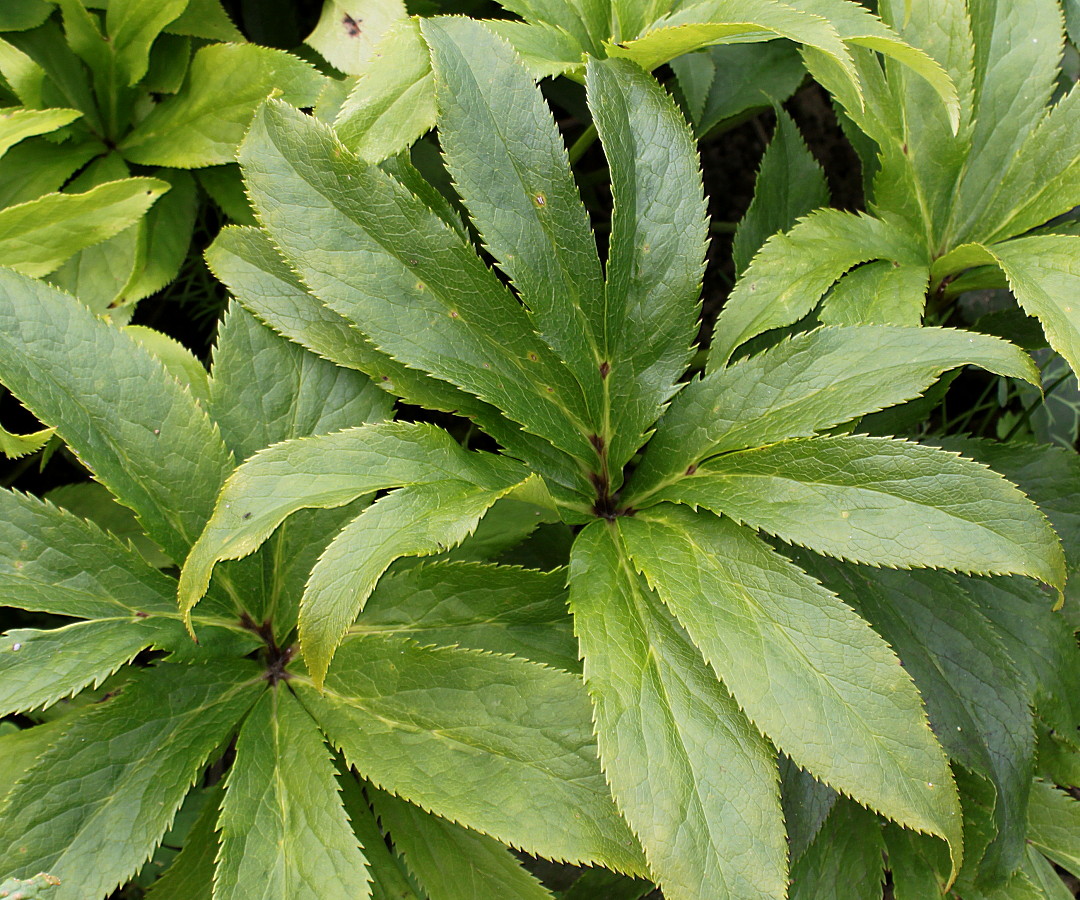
[569,520,787,900]
[709,209,926,367]
[239,100,596,464]
[654,435,1065,588]
[355,561,577,672]
[621,504,963,879]
[628,325,1038,504]
[0,177,168,278]
[216,687,372,900]
[0,661,262,900]
[178,422,528,619]
[586,55,708,478]
[299,474,531,686]
[733,107,828,276]
[424,17,605,427]
[788,797,886,900]
[298,634,646,876]
[370,788,553,900]
[121,44,325,167]
[0,269,233,564]
[807,561,1034,881]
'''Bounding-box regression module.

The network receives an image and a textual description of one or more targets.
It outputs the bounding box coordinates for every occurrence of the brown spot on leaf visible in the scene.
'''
[343,14,362,37]
[599,361,611,379]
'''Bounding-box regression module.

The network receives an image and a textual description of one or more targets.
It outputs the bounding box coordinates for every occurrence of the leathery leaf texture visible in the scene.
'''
[172,12,1068,900]
[0,263,634,896]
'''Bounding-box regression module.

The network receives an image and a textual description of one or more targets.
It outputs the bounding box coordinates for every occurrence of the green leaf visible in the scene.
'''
[671,43,805,138]
[654,435,1065,588]
[789,798,886,900]
[144,784,220,900]
[0,177,168,278]
[818,259,929,326]
[586,56,708,478]
[0,874,61,897]
[0,0,52,32]
[121,43,325,167]
[355,561,577,672]
[732,107,828,275]
[0,618,174,717]
[124,324,209,406]
[935,236,1080,380]
[177,422,525,619]
[300,474,532,687]
[216,687,372,899]
[971,84,1080,244]
[370,788,553,900]
[0,661,261,900]
[105,0,188,86]
[0,35,48,106]
[424,17,605,428]
[299,634,645,875]
[0,422,53,459]
[483,18,587,78]
[0,718,69,801]
[780,758,838,864]
[0,269,233,564]
[1022,844,1074,900]
[0,486,178,620]
[196,165,255,225]
[885,822,951,900]
[709,209,926,367]
[569,520,787,900]
[605,0,856,100]
[621,504,963,879]
[208,302,390,464]
[305,0,407,76]
[0,136,99,208]
[629,325,1037,503]
[946,0,1064,244]
[1027,779,1080,879]
[239,100,596,464]
[808,562,1033,881]
[163,0,242,42]
[334,17,434,164]
[0,106,80,159]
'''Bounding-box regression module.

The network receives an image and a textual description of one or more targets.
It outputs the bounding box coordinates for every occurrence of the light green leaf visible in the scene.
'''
[0,661,262,900]
[334,17,434,164]
[936,236,1080,380]
[672,42,805,137]
[208,302,390,464]
[300,475,531,687]
[496,0,609,55]
[355,561,577,672]
[125,324,209,406]
[587,56,708,478]
[216,688,371,900]
[0,874,61,897]
[299,634,645,875]
[809,562,1033,881]
[0,421,53,459]
[605,0,856,101]
[973,83,1080,244]
[629,325,1037,503]
[105,0,188,85]
[305,0,407,76]
[0,487,178,619]
[818,259,929,326]
[0,36,47,106]
[370,788,553,900]
[163,0,242,41]
[177,422,525,619]
[655,435,1065,588]
[424,17,605,428]
[733,107,828,275]
[239,100,595,463]
[0,177,168,278]
[144,784,220,900]
[1028,779,1080,879]
[0,269,233,564]
[709,209,926,368]
[121,43,325,167]
[621,504,963,880]
[569,520,787,900]
[789,798,886,900]
[483,19,587,78]
[0,619,174,717]
[946,0,1064,244]
[0,106,80,159]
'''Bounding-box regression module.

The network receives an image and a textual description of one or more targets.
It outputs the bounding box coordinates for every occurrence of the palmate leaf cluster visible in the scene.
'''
[0,1,1079,898]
